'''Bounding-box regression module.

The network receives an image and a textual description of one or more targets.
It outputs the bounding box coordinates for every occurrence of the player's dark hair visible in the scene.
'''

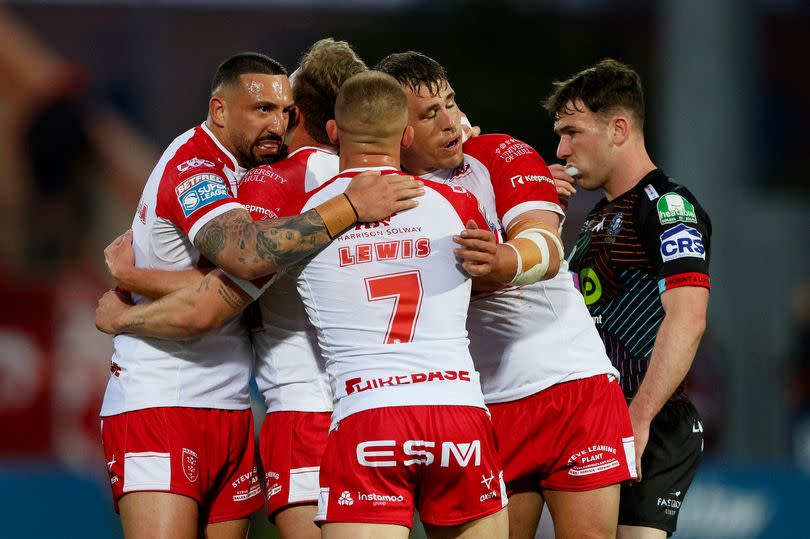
[211,52,287,94]
[544,58,645,128]
[375,51,448,97]
[294,38,367,146]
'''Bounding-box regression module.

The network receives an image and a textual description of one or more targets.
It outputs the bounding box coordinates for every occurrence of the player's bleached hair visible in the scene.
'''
[211,52,287,94]
[294,38,367,146]
[544,58,645,128]
[335,71,407,142]
[375,51,448,97]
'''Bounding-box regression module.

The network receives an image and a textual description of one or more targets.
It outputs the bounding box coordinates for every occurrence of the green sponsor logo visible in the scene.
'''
[580,268,602,305]
[657,193,696,224]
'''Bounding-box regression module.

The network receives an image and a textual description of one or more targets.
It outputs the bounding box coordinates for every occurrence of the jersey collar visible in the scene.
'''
[341,166,399,174]
[200,122,245,175]
[288,145,337,158]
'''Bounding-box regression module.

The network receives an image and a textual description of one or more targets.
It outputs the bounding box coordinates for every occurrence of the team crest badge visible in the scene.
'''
[182,448,199,483]
[608,212,623,236]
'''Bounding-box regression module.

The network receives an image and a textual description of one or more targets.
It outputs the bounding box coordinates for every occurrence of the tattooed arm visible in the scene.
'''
[195,172,425,280]
[195,208,331,281]
[95,269,250,339]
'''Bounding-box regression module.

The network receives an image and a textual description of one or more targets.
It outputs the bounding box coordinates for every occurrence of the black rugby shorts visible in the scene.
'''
[619,399,703,536]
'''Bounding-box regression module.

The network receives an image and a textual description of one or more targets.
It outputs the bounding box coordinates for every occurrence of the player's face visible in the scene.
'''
[401,80,463,175]
[226,74,294,167]
[553,99,614,191]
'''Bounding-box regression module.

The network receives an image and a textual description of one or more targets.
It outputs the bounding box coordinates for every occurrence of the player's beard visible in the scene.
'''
[236,133,288,168]
[257,140,288,164]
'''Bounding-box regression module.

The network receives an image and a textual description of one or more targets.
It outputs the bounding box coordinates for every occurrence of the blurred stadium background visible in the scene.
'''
[0,0,807,537]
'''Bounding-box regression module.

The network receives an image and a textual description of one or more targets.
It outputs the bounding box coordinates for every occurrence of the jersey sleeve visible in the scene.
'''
[155,158,243,243]
[463,134,562,229]
[638,188,712,293]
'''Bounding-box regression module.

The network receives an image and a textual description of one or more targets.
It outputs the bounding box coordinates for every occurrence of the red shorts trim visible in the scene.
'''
[489,374,636,493]
[100,407,264,523]
[259,411,331,519]
[315,406,506,528]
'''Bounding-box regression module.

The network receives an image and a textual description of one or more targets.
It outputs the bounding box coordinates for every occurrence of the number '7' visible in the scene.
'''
[364,270,424,344]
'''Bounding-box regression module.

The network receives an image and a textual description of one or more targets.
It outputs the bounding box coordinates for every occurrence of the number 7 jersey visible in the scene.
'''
[295,167,493,426]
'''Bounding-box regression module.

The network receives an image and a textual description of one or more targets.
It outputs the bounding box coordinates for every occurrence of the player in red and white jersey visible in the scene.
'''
[378,52,635,539]
[302,71,506,539]
[96,52,424,539]
[237,148,337,407]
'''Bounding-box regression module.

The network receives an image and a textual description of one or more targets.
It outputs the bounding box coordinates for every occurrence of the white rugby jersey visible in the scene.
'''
[423,134,619,403]
[295,168,491,426]
[100,123,253,416]
[233,147,337,412]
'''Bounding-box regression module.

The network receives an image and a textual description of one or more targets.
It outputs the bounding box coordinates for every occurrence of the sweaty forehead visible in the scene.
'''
[237,73,291,102]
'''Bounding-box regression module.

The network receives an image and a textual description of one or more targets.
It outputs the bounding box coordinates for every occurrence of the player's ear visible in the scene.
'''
[401,125,414,150]
[611,115,630,146]
[288,106,300,130]
[326,119,339,145]
[209,95,226,129]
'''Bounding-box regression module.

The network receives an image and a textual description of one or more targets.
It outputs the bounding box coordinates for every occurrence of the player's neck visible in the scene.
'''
[339,150,400,172]
[204,119,243,167]
[603,145,656,201]
[287,125,335,154]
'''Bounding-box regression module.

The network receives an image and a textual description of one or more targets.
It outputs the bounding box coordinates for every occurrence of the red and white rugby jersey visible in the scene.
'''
[424,134,618,404]
[233,146,338,413]
[295,167,490,426]
[101,123,253,416]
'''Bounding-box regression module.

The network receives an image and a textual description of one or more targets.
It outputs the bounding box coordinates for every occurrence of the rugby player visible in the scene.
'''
[97,52,422,539]
[548,59,710,539]
[377,52,636,539]
[297,70,506,539]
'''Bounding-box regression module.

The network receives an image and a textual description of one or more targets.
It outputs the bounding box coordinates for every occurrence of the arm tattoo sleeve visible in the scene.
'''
[194,208,332,275]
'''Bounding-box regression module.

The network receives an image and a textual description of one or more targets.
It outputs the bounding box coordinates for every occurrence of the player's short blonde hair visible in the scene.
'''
[335,71,407,142]
[294,38,367,146]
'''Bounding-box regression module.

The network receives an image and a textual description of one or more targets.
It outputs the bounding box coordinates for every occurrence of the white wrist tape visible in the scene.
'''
[507,229,551,286]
